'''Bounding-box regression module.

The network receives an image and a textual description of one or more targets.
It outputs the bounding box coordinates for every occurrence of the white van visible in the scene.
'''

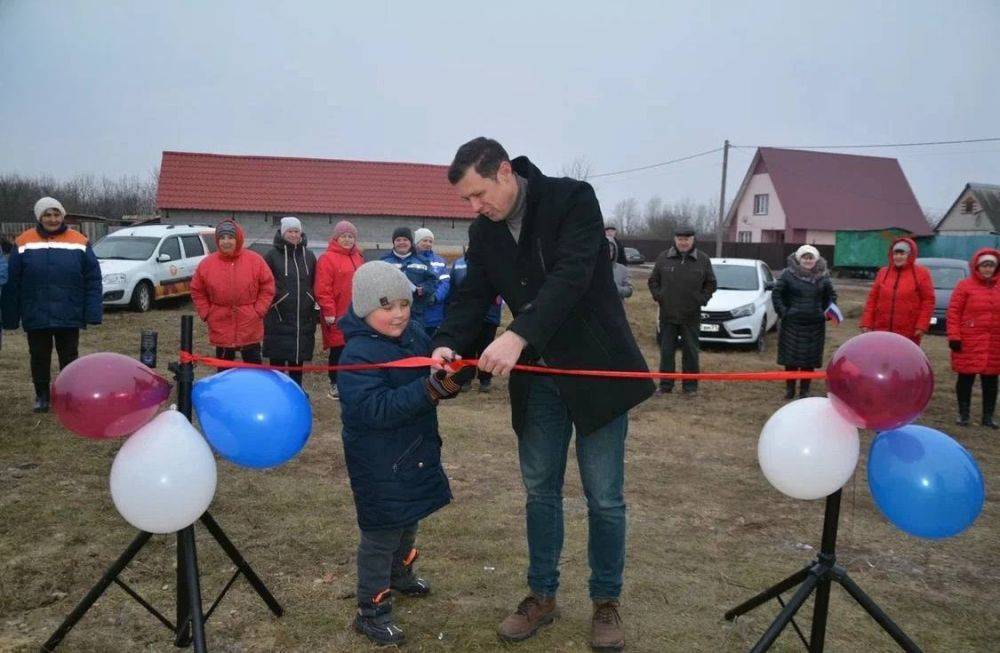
[95,224,216,311]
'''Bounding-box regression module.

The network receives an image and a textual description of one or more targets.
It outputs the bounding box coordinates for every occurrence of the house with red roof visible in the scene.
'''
[724,148,931,245]
[155,151,474,249]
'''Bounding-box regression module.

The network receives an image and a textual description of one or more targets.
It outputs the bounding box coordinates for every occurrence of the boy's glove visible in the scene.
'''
[949,340,962,352]
[425,366,477,403]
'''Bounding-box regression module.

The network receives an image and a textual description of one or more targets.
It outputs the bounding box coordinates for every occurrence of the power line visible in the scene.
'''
[591,147,722,178]
[732,137,1000,150]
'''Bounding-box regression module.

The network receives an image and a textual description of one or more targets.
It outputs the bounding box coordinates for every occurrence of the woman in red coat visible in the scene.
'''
[947,248,1000,428]
[190,220,275,367]
[314,220,364,398]
[859,237,935,344]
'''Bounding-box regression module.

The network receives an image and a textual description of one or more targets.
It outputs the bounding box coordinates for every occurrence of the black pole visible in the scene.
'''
[809,491,842,651]
[179,526,208,652]
[174,314,196,647]
[42,531,153,651]
[177,315,194,420]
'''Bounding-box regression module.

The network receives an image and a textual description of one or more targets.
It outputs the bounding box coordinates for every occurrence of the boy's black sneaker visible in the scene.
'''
[391,548,431,596]
[353,612,405,647]
[391,573,431,597]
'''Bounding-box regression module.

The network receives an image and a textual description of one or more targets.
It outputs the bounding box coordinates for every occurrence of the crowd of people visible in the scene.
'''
[0,140,998,649]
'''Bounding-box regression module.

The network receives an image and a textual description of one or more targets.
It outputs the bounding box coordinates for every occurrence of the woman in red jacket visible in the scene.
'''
[190,220,275,367]
[859,237,935,344]
[947,248,1000,428]
[314,220,364,398]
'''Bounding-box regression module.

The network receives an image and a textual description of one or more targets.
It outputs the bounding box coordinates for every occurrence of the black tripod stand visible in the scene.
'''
[42,316,283,651]
[724,489,922,652]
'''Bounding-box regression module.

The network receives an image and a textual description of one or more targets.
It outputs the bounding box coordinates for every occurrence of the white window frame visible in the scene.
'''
[737,230,752,243]
[753,194,769,215]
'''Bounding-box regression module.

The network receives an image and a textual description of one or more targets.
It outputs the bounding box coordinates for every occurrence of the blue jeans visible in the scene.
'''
[516,376,628,601]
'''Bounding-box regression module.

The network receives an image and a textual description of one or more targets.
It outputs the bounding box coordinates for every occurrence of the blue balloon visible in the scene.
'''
[193,369,312,468]
[868,425,985,539]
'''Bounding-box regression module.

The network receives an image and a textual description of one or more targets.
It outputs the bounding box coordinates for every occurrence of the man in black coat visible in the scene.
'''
[605,225,628,265]
[647,227,716,395]
[431,137,652,651]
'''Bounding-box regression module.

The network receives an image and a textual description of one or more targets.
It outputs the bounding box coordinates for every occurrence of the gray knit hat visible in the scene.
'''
[352,261,414,318]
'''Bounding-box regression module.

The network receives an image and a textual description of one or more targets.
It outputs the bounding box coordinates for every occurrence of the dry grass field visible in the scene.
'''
[1,269,997,652]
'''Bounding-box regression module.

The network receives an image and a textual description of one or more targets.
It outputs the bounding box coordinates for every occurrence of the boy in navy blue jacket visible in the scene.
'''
[337,261,471,646]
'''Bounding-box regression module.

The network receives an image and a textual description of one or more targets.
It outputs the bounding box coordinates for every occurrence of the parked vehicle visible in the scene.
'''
[917,257,969,334]
[624,247,645,265]
[657,258,778,351]
[95,224,216,311]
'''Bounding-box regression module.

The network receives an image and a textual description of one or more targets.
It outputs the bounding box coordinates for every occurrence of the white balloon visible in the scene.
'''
[110,409,217,534]
[758,397,860,500]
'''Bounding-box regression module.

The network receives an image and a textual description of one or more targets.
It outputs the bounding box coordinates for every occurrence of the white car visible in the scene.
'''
[657,257,778,351]
[95,224,216,311]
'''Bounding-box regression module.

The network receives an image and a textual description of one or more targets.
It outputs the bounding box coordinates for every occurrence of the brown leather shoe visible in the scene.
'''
[498,593,558,642]
[591,600,625,651]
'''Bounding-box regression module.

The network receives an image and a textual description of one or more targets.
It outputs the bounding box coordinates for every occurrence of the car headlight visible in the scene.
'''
[731,303,756,318]
[102,273,126,285]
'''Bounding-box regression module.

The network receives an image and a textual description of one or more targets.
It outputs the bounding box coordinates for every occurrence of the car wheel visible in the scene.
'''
[755,319,767,353]
[130,281,153,312]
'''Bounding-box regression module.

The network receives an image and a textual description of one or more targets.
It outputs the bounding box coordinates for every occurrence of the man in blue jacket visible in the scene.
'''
[381,227,438,327]
[2,197,102,411]
[413,228,451,337]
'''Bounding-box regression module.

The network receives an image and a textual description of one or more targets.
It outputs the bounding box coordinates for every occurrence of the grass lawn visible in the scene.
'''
[1,271,997,652]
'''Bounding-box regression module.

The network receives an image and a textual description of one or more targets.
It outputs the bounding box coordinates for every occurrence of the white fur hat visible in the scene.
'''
[413,228,434,244]
[795,245,820,261]
[34,197,66,220]
[280,216,302,236]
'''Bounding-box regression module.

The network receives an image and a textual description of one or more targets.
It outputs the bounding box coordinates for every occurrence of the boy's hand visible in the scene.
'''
[430,346,459,371]
[425,367,477,402]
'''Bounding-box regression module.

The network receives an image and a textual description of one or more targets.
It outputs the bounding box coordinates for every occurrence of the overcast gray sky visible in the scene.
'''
[2,0,998,220]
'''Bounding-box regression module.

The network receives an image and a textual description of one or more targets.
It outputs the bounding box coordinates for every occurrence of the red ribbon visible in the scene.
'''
[178,351,826,381]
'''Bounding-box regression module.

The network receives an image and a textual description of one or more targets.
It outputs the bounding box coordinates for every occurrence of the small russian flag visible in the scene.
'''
[825,302,844,325]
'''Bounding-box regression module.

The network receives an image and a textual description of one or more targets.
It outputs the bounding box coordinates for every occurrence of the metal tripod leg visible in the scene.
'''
[200,512,283,617]
[836,572,923,652]
[41,531,153,651]
[748,571,821,653]
[725,565,812,621]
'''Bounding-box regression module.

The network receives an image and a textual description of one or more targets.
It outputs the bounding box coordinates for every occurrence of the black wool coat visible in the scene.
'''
[773,258,837,368]
[263,231,318,362]
[433,157,654,434]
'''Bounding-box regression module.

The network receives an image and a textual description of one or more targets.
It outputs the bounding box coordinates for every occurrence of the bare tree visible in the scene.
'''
[0,172,157,223]
[611,197,642,234]
[560,156,593,181]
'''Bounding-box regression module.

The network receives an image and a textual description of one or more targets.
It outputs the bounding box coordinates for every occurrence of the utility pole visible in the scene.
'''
[715,139,730,257]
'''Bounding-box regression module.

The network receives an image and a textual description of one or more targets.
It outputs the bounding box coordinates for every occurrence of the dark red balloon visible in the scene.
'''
[51,353,172,439]
[826,332,934,431]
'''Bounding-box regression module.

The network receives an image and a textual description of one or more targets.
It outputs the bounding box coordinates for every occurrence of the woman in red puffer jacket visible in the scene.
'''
[947,247,1000,428]
[314,220,365,398]
[859,237,935,344]
[190,220,275,366]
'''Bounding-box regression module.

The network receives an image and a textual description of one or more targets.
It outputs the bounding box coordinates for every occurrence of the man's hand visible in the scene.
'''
[478,330,527,377]
[860,326,870,333]
[430,346,459,371]
[914,329,924,338]
[324,316,336,326]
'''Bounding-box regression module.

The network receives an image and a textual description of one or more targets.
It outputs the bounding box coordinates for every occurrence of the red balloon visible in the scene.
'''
[51,353,172,439]
[826,332,934,431]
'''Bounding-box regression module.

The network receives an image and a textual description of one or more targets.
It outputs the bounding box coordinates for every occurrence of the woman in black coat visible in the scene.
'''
[773,245,836,400]
[263,218,318,386]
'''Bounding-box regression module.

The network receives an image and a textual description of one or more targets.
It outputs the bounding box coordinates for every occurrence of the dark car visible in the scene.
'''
[624,247,645,265]
[917,257,969,334]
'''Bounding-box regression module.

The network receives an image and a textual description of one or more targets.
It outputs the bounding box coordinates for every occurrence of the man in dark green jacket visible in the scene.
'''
[647,227,716,394]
